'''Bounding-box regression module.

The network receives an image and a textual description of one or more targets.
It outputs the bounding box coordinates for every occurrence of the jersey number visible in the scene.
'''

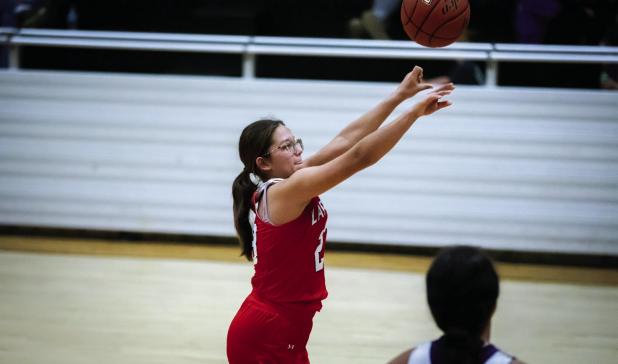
[314,227,326,272]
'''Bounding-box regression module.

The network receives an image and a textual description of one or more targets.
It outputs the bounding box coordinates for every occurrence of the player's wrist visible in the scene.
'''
[405,107,422,121]
[389,90,409,104]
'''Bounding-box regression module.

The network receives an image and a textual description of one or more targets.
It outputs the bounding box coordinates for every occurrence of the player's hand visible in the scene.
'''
[394,66,434,100]
[432,81,455,94]
[409,89,453,118]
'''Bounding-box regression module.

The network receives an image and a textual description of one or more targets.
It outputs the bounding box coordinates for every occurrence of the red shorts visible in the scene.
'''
[227,293,316,364]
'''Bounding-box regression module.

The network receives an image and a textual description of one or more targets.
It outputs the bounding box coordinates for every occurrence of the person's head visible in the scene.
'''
[426,245,500,364]
[232,119,304,260]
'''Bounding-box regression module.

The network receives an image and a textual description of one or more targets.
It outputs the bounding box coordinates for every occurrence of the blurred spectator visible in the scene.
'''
[502,0,618,89]
[546,0,618,45]
[347,0,400,40]
[19,0,77,29]
[466,0,517,43]
[347,0,488,85]
[14,0,43,27]
[515,0,561,44]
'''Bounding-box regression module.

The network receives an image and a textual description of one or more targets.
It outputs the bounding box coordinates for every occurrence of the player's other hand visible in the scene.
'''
[409,88,453,118]
[395,66,452,100]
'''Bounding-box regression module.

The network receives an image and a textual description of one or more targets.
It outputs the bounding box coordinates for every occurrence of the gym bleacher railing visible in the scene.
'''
[2,27,618,86]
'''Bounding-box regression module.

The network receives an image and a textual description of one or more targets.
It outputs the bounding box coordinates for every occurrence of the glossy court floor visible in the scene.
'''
[0,235,617,364]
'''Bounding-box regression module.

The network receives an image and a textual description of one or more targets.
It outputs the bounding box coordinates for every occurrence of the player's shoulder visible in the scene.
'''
[386,348,413,364]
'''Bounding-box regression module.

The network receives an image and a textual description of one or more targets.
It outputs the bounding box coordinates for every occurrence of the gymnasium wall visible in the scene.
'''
[0,70,617,256]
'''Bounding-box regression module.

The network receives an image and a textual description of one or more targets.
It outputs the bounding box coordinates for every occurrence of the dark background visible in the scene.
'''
[7,0,618,88]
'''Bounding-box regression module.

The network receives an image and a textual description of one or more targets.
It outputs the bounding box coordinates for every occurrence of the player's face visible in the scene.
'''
[261,125,303,179]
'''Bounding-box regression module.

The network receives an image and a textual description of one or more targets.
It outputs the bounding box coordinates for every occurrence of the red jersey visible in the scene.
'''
[250,179,328,313]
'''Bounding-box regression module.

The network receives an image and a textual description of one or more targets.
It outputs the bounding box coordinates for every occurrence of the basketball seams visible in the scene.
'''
[414,0,442,39]
[401,0,470,47]
[407,19,456,40]
[401,2,411,25]
[429,2,470,46]
[401,0,418,26]
[409,0,419,23]
[416,29,460,40]
[432,2,470,36]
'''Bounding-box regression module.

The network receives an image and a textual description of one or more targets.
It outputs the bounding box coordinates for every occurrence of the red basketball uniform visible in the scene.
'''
[227,179,328,363]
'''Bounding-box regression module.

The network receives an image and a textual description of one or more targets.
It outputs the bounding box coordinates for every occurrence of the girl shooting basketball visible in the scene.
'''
[227,66,454,363]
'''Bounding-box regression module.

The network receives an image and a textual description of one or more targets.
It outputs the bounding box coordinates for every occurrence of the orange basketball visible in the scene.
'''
[400,0,470,48]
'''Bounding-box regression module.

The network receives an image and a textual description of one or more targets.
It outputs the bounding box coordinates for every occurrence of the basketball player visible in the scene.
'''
[387,246,525,364]
[227,66,454,364]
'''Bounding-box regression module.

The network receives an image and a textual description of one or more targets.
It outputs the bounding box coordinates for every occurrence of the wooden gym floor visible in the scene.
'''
[0,235,617,364]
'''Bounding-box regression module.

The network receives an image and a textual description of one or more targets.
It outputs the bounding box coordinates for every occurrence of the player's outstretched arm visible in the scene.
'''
[302,66,453,168]
[268,89,453,225]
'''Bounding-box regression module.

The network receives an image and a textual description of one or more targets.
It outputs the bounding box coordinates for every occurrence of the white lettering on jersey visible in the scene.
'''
[311,201,327,226]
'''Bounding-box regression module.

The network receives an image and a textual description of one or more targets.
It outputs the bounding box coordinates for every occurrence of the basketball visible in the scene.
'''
[400,0,470,48]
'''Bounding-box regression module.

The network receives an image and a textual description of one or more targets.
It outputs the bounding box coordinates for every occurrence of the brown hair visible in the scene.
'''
[232,119,284,260]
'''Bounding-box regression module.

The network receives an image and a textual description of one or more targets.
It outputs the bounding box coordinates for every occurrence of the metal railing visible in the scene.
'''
[2,27,618,86]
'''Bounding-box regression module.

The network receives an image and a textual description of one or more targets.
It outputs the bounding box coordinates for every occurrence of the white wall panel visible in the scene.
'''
[1,70,617,255]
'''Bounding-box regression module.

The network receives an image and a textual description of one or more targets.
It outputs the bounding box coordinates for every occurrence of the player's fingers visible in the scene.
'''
[422,93,437,101]
[411,66,423,82]
[436,100,452,109]
[436,90,452,96]
[422,93,442,108]
[435,83,455,92]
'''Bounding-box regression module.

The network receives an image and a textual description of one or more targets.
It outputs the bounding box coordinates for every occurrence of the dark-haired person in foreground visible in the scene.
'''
[388,246,525,364]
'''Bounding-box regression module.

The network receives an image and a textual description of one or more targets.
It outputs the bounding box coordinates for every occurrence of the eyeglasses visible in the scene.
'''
[262,138,303,157]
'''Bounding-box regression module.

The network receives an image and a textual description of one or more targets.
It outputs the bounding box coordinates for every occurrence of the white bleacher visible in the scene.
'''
[1,69,617,255]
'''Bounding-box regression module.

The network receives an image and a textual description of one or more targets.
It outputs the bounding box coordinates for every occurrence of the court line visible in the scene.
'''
[0,235,616,286]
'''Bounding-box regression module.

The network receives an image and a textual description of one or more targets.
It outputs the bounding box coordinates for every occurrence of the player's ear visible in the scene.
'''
[255,156,272,173]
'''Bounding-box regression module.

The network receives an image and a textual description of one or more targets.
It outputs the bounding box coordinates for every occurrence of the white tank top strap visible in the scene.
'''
[407,341,431,364]
[256,178,284,224]
[485,350,513,364]
[405,340,513,364]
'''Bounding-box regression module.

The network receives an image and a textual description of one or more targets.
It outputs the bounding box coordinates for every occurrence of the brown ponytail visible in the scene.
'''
[232,119,284,260]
